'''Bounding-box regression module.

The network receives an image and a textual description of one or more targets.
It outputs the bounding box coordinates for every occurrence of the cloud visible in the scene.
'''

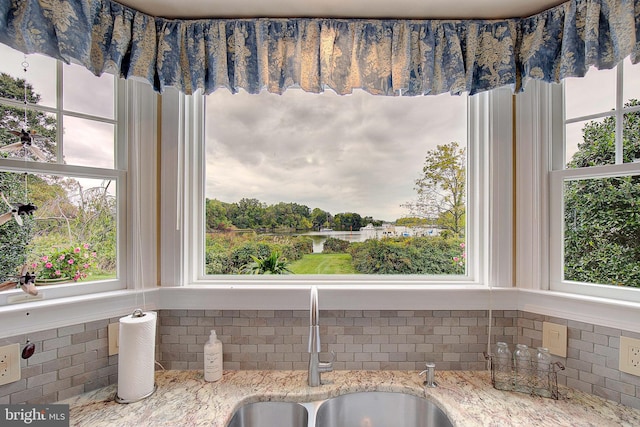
[206,88,467,221]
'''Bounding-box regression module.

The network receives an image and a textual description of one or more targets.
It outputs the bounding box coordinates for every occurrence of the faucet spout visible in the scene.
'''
[308,286,334,387]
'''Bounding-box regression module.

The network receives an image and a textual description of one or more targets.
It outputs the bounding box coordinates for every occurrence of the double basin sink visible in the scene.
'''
[227,391,453,427]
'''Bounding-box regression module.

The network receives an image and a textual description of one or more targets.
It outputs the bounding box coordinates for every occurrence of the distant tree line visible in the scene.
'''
[205,197,383,232]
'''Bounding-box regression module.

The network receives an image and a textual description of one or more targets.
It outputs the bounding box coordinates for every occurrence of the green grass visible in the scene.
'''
[289,253,357,274]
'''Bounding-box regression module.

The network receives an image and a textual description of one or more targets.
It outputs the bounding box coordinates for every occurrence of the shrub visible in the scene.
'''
[229,242,271,273]
[348,237,465,274]
[322,237,350,253]
[31,243,97,281]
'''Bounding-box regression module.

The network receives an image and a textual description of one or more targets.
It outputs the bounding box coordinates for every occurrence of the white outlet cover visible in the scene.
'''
[542,322,567,357]
[0,343,21,386]
[108,323,119,356]
[619,336,640,376]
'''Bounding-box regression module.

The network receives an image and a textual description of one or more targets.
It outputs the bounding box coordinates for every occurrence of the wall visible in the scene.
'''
[1,310,639,412]
[518,312,640,409]
[0,318,119,405]
[157,309,513,371]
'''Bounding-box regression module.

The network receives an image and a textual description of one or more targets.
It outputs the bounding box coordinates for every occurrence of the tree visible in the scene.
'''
[403,142,466,237]
[266,202,312,230]
[395,217,429,227]
[0,171,32,279]
[0,73,57,160]
[331,212,363,231]
[228,198,266,229]
[0,73,57,280]
[311,208,331,230]
[206,198,234,231]
[563,100,640,287]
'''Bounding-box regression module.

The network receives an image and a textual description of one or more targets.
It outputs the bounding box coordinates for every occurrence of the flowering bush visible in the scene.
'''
[452,242,467,274]
[32,244,97,282]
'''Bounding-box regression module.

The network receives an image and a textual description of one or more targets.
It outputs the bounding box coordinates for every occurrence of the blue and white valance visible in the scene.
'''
[0,0,639,96]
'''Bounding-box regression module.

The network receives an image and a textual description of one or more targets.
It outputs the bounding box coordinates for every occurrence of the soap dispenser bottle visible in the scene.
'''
[204,329,223,382]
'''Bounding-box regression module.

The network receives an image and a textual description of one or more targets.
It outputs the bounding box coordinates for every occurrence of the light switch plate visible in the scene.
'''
[108,323,119,356]
[619,336,640,376]
[542,322,567,357]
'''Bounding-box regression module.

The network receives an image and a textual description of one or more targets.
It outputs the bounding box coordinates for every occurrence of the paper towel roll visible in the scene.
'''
[117,310,157,402]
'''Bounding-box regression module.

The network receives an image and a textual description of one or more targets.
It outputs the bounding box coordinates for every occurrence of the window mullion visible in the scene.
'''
[56,60,64,164]
[615,63,624,164]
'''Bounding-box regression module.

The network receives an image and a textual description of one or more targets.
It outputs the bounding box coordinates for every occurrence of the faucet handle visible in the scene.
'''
[319,351,336,372]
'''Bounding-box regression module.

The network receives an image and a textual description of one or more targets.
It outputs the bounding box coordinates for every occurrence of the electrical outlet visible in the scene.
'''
[108,323,119,356]
[620,336,640,376]
[0,343,21,386]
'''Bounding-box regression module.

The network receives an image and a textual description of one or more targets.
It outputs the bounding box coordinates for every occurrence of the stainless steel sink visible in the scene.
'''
[226,392,452,427]
[315,392,453,427]
[226,401,308,427]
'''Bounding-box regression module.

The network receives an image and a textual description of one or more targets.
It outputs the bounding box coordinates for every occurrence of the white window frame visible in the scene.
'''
[549,61,640,303]
[0,58,128,304]
[160,86,515,303]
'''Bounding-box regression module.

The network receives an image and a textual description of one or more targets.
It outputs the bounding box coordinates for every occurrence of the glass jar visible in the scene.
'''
[494,342,513,391]
[535,347,552,397]
[513,344,532,393]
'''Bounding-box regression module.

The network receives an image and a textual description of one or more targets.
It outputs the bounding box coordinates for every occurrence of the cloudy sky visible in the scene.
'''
[205,88,467,221]
[564,57,640,162]
[0,44,115,170]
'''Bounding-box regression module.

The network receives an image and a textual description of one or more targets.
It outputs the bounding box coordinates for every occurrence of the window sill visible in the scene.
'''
[159,284,514,311]
[0,289,159,339]
[2,286,638,340]
[518,289,640,334]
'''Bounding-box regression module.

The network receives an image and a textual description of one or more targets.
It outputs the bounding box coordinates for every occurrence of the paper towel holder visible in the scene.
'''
[114,308,157,404]
[115,383,157,404]
[131,308,145,318]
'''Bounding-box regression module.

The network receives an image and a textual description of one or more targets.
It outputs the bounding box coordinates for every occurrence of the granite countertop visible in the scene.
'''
[62,370,640,427]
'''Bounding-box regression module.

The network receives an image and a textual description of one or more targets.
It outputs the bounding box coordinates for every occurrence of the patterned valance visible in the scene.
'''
[0,0,638,96]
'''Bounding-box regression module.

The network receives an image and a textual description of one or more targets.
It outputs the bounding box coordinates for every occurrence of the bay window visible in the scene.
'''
[166,84,514,290]
[203,88,471,279]
[550,58,640,301]
[0,44,127,304]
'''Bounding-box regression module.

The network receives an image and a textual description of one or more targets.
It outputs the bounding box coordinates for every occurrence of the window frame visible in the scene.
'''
[166,87,515,291]
[0,56,128,305]
[549,61,640,302]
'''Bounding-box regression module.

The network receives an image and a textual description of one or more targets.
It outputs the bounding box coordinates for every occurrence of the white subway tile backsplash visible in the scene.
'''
[0,308,637,410]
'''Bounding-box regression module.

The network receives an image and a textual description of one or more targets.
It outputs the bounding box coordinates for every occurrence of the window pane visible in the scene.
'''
[205,89,468,276]
[62,116,114,168]
[63,63,114,119]
[0,171,117,285]
[623,57,640,103]
[563,175,640,288]
[0,44,57,108]
[564,66,615,120]
[0,110,57,163]
[623,112,640,163]
[565,117,615,168]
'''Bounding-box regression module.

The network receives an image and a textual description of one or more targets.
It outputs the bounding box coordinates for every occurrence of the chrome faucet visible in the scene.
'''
[308,286,334,386]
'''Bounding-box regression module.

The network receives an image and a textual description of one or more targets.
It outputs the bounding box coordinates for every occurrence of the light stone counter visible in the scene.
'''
[62,370,640,426]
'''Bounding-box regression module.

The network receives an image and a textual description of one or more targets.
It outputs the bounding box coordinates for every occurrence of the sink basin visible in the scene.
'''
[315,391,453,427]
[226,401,308,427]
[226,392,452,427]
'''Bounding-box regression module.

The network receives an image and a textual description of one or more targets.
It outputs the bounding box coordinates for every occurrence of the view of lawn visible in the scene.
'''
[289,254,358,274]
